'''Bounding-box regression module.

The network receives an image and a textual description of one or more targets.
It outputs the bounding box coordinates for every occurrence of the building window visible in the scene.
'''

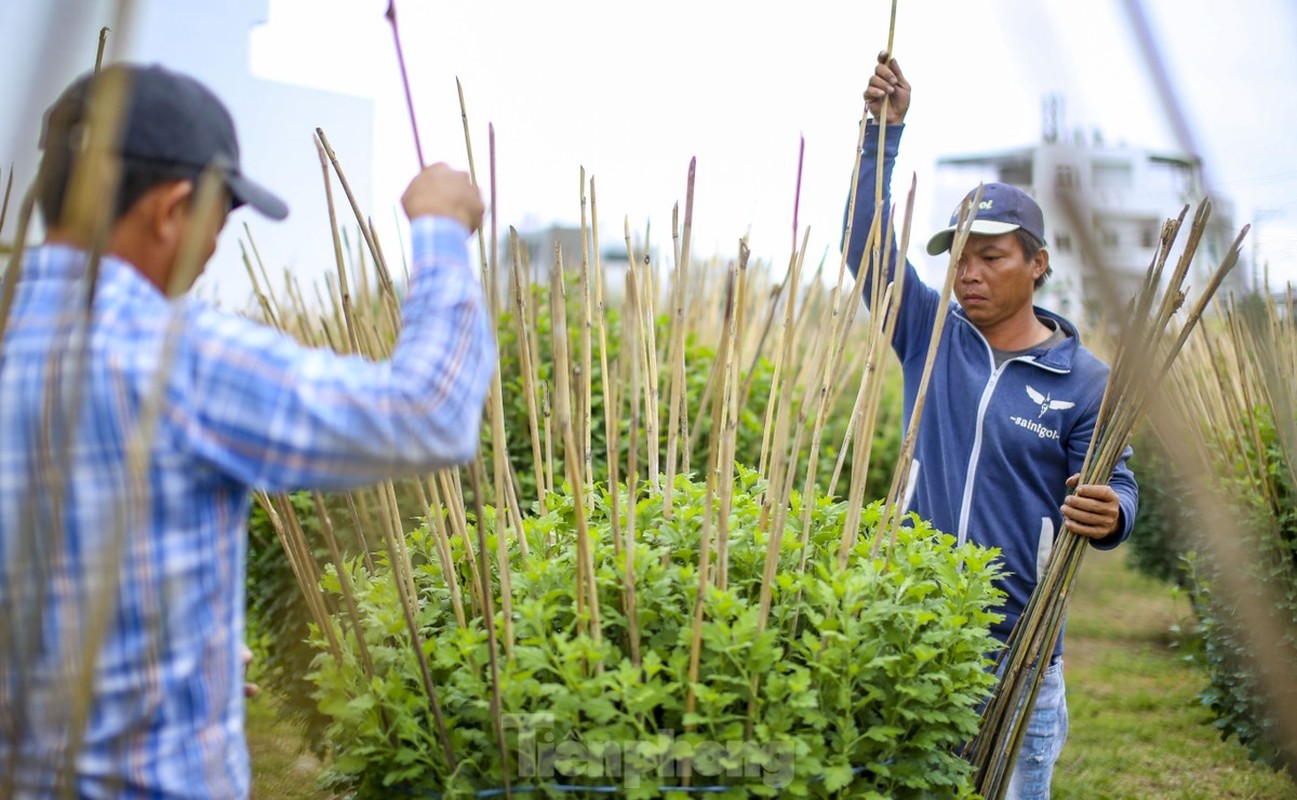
[1000,163,1034,185]
[1054,232,1073,252]
[1056,164,1077,190]
[1140,223,1159,248]
[1093,161,1133,189]
[1102,229,1119,248]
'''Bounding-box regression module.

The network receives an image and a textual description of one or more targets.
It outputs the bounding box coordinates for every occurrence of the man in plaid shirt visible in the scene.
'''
[0,64,495,798]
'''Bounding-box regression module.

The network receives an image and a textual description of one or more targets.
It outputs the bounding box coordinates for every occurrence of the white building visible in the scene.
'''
[0,0,375,309]
[930,98,1246,321]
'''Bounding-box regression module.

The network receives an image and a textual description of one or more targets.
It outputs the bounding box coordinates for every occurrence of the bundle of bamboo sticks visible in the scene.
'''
[1149,285,1297,772]
[967,199,1249,798]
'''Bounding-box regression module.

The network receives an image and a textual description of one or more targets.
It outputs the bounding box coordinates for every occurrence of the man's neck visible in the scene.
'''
[977,308,1054,351]
[44,227,167,293]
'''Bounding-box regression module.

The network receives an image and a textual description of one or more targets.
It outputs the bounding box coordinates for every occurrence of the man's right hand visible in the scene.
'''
[401,163,484,233]
[864,50,910,126]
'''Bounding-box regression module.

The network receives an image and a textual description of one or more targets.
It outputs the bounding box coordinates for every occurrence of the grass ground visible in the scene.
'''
[248,548,1297,799]
[246,695,332,800]
[1053,548,1296,799]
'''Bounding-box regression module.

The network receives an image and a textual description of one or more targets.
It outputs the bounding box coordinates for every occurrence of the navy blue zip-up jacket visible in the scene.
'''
[844,123,1139,658]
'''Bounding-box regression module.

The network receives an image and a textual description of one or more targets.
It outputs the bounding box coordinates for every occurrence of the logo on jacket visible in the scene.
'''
[1026,385,1074,418]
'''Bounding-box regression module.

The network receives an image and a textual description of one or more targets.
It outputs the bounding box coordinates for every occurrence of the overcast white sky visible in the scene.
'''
[2,0,1294,299]
[243,0,1297,294]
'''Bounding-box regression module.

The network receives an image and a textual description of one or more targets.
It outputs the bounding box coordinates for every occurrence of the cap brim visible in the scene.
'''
[925,220,1022,256]
[228,172,289,221]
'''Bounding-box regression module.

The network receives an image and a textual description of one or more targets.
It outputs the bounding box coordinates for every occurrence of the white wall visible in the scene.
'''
[0,0,374,309]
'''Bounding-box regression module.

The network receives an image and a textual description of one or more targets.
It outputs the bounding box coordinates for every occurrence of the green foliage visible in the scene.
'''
[248,279,905,759]
[309,469,1004,798]
[1185,408,1297,775]
[246,491,331,743]
[246,483,427,747]
[1124,429,1197,590]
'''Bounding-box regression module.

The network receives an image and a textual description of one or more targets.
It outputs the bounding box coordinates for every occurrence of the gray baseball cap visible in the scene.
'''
[40,63,288,220]
[926,182,1045,256]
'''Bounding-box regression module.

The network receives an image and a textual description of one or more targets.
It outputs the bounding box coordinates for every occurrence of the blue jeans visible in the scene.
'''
[1005,659,1069,800]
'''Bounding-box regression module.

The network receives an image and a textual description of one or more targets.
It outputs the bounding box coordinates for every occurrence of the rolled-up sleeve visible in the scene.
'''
[171,216,496,491]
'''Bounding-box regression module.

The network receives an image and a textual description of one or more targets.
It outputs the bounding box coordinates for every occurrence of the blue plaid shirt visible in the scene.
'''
[0,217,494,798]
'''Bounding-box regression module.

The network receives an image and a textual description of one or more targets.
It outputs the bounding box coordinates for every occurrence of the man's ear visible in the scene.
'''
[1032,247,1051,282]
[148,179,195,246]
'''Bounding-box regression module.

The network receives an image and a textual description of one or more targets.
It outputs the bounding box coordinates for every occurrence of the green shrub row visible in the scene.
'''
[245,281,906,739]
[308,469,1003,798]
[1188,409,1297,775]
[1128,409,1297,775]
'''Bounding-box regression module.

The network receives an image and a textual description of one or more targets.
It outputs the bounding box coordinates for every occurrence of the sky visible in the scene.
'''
[245,0,1297,295]
[4,0,1296,301]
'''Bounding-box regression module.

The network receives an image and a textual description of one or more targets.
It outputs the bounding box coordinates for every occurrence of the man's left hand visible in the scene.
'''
[1061,474,1120,539]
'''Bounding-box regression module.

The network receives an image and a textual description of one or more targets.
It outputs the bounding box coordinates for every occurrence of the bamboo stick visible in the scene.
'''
[242,222,284,327]
[509,228,547,514]
[270,493,343,661]
[638,220,662,489]
[384,0,425,169]
[541,383,555,522]
[715,240,749,591]
[874,187,981,558]
[412,478,466,629]
[0,188,36,355]
[467,460,514,798]
[622,271,644,668]
[0,164,15,240]
[438,470,484,619]
[315,133,360,354]
[590,178,623,564]
[663,162,696,516]
[579,168,595,491]
[344,493,378,576]
[758,229,810,522]
[61,161,222,789]
[374,477,457,771]
[548,256,602,650]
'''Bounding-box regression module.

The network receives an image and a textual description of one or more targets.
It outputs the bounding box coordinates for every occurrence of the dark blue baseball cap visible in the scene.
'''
[925,182,1045,256]
[40,63,288,220]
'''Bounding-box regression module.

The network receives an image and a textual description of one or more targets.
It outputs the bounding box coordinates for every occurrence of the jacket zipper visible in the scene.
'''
[956,359,1003,548]
[953,318,1071,549]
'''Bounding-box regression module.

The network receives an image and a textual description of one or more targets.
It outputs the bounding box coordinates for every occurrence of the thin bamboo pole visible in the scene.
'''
[621,271,644,668]
[509,229,547,513]
[374,477,458,771]
[637,220,662,489]
[412,478,466,629]
[579,169,595,490]
[62,161,220,791]
[758,230,810,521]
[873,188,981,558]
[0,165,15,240]
[715,241,749,591]
[663,161,696,516]
[315,133,360,354]
[548,255,602,649]
[269,493,343,662]
[468,461,513,798]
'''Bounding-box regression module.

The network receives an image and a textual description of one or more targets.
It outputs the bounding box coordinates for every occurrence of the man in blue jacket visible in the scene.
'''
[844,53,1139,799]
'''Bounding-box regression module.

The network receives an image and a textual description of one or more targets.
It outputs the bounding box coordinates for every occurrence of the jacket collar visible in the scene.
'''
[951,303,1083,372]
